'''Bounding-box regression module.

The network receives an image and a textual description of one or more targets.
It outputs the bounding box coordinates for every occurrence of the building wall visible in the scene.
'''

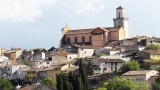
[122,75,146,82]
[150,54,160,60]
[78,48,94,58]
[65,33,91,44]
[109,32,119,41]
[10,52,16,61]
[118,28,125,40]
[16,50,23,58]
[92,34,104,47]
[61,64,71,71]
[67,54,77,61]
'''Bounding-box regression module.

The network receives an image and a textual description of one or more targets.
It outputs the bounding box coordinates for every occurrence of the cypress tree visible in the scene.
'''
[62,73,70,90]
[69,83,73,90]
[87,62,94,76]
[75,75,83,90]
[56,74,63,90]
[79,59,89,90]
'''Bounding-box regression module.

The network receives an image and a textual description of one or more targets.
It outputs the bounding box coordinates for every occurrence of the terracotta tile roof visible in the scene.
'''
[58,51,68,56]
[65,28,94,35]
[38,66,55,71]
[74,45,93,49]
[152,38,160,42]
[97,58,125,63]
[105,27,121,31]
[142,50,160,55]
[62,66,79,73]
[65,27,121,35]
[122,70,154,76]
[20,68,40,72]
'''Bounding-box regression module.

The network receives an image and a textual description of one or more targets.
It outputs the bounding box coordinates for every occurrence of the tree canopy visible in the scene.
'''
[121,60,140,73]
[106,77,149,90]
[0,79,13,90]
[106,77,137,90]
[41,78,56,89]
[145,44,160,50]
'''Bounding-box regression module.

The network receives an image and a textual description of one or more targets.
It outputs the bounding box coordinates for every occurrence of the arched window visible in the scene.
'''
[75,37,78,43]
[89,36,92,42]
[82,36,85,44]
[67,37,70,43]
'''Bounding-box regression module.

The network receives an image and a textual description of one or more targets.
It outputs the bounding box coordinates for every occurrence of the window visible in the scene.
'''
[115,63,117,65]
[111,63,113,66]
[103,68,107,70]
[69,57,71,60]
[8,68,10,71]
[47,62,49,64]
[75,37,78,43]
[67,37,70,43]
[82,36,85,44]
[111,67,113,71]
[89,36,92,42]
[8,73,11,76]
[115,67,117,71]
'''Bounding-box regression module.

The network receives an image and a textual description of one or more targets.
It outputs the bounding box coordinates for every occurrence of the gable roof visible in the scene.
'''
[142,50,160,55]
[97,58,125,63]
[65,27,121,35]
[122,70,154,76]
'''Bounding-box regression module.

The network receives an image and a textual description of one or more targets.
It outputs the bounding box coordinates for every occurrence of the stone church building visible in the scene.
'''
[61,6,129,49]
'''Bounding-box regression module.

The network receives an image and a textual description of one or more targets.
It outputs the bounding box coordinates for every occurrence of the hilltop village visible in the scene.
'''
[0,6,160,90]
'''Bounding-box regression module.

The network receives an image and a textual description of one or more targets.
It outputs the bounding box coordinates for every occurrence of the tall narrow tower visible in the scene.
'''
[113,6,129,38]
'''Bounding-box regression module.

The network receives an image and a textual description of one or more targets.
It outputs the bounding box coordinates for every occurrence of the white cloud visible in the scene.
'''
[76,0,105,14]
[0,0,56,23]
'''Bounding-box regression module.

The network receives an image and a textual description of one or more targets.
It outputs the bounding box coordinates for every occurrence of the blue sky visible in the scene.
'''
[0,0,160,50]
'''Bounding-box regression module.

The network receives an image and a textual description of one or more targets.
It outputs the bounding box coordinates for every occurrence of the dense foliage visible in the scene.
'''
[121,60,140,73]
[106,77,137,90]
[41,78,56,88]
[145,44,160,50]
[0,79,13,90]
[106,77,149,90]
[56,58,89,90]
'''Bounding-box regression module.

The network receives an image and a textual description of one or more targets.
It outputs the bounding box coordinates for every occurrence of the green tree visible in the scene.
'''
[70,83,73,90]
[121,60,140,73]
[152,82,160,90]
[56,74,63,90]
[75,75,83,90]
[62,73,70,90]
[0,79,13,90]
[135,81,150,90]
[145,44,160,50]
[41,78,56,88]
[140,61,151,70]
[96,53,106,58]
[106,77,137,90]
[79,59,89,90]
[87,62,94,76]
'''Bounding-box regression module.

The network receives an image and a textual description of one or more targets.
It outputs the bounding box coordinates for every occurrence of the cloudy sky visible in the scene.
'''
[0,0,160,50]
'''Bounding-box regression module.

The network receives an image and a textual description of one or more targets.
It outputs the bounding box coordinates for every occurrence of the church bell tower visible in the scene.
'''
[113,6,129,38]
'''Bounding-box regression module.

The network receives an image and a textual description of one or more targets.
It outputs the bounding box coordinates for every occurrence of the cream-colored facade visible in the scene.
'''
[122,70,158,88]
